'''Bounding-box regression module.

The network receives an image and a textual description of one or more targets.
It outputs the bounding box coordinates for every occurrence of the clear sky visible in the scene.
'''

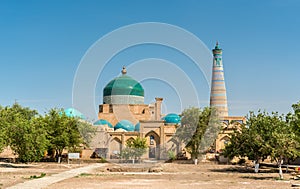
[0,0,299,120]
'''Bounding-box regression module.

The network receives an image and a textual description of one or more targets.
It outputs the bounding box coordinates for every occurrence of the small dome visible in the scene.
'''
[134,122,140,132]
[114,120,135,131]
[163,113,181,124]
[64,108,85,120]
[93,119,113,128]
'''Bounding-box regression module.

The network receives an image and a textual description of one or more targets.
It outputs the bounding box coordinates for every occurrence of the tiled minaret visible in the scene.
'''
[210,42,228,117]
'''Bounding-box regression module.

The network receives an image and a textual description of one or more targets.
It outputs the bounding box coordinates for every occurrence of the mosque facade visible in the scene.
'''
[88,66,180,159]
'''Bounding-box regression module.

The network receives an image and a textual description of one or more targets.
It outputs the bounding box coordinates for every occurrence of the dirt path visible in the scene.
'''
[7,163,106,189]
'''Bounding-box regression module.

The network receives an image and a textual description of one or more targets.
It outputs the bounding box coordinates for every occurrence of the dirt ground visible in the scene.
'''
[1,161,299,189]
[0,162,84,188]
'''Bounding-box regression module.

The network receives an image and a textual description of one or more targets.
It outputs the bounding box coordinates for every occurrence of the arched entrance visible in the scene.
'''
[145,131,160,159]
[109,137,122,159]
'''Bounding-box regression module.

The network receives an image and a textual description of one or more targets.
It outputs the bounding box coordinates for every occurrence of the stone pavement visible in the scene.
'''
[7,163,105,189]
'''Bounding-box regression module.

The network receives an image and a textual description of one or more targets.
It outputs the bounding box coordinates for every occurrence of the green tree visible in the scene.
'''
[289,102,300,144]
[44,109,83,159]
[175,107,221,160]
[175,107,201,147]
[0,105,8,152]
[77,121,96,147]
[223,111,271,167]
[121,137,147,163]
[268,113,299,179]
[2,104,48,162]
[224,111,299,178]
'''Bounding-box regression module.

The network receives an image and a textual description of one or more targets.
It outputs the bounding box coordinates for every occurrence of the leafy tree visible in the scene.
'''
[121,137,147,163]
[224,111,299,178]
[223,111,271,166]
[0,106,8,152]
[175,107,221,160]
[288,102,300,143]
[175,107,201,147]
[268,114,299,179]
[2,104,48,162]
[44,109,83,159]
[77,121,96,147]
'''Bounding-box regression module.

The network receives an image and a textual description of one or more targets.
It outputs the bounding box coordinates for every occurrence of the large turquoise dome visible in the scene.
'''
[114,120,135,131]
[163,113,181,124]
[103,67,144,104]
[64,108,86,120]
[93,119,113,128]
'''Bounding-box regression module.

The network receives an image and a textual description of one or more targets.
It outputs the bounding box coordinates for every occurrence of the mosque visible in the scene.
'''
[88,66,181,160]
[68,43,245,160]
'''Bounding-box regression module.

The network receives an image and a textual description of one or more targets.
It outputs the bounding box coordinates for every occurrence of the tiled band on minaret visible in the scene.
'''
[210,42,228,117]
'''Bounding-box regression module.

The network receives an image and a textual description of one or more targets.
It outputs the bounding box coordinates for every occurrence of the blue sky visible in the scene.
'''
[0,0,299,120]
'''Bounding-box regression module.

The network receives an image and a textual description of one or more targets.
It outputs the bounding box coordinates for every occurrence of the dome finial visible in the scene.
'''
[215,41,220,50]
[121,66,127,75]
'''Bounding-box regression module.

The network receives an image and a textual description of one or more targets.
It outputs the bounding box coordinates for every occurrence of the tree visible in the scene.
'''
[2,104,48,162]
[175,107,221,160]
[288,102,300,144]
[268,114,299,179]
[175,107,201,147]
[0,106,8,153]
[223,111,271,170]
[77,120,96,147]
[121,137,147,163]
[44,109,83,159]
[223,111,299,178]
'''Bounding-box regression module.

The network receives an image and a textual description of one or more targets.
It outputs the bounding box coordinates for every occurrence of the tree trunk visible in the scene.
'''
[254,160,260,173]
[279,158,283,179]
[194,158,198,165]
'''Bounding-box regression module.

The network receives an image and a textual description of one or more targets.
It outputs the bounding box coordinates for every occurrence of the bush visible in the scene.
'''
[168,150,176,161]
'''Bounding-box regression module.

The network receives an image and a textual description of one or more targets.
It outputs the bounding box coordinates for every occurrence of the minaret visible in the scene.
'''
[210,42,228,117]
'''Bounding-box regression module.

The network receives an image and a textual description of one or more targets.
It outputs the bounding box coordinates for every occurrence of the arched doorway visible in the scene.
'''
[145,131,160,159]
[109,137,122,159]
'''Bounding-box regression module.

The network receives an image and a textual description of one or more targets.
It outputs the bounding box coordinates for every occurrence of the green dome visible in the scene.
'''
[103,67,145,104]
[103,68,144,97]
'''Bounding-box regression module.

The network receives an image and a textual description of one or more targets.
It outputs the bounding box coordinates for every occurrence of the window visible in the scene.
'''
[109,105,113,113]
[150,135,154,145]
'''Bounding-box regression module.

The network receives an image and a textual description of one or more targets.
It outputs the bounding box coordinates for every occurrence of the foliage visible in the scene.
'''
[2,104,48,162]
[175,107,221,159]
[167,150,176,161]
[223,110,300,178]
[175,107,201,145]
[0,104,96,163]
[29,173,46,179]
[120,137,147,161]
[288,102,300,144]
[77,121,96,147]
[0,106,9,152]
[44,109,83,158]
[223,111,269,162]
